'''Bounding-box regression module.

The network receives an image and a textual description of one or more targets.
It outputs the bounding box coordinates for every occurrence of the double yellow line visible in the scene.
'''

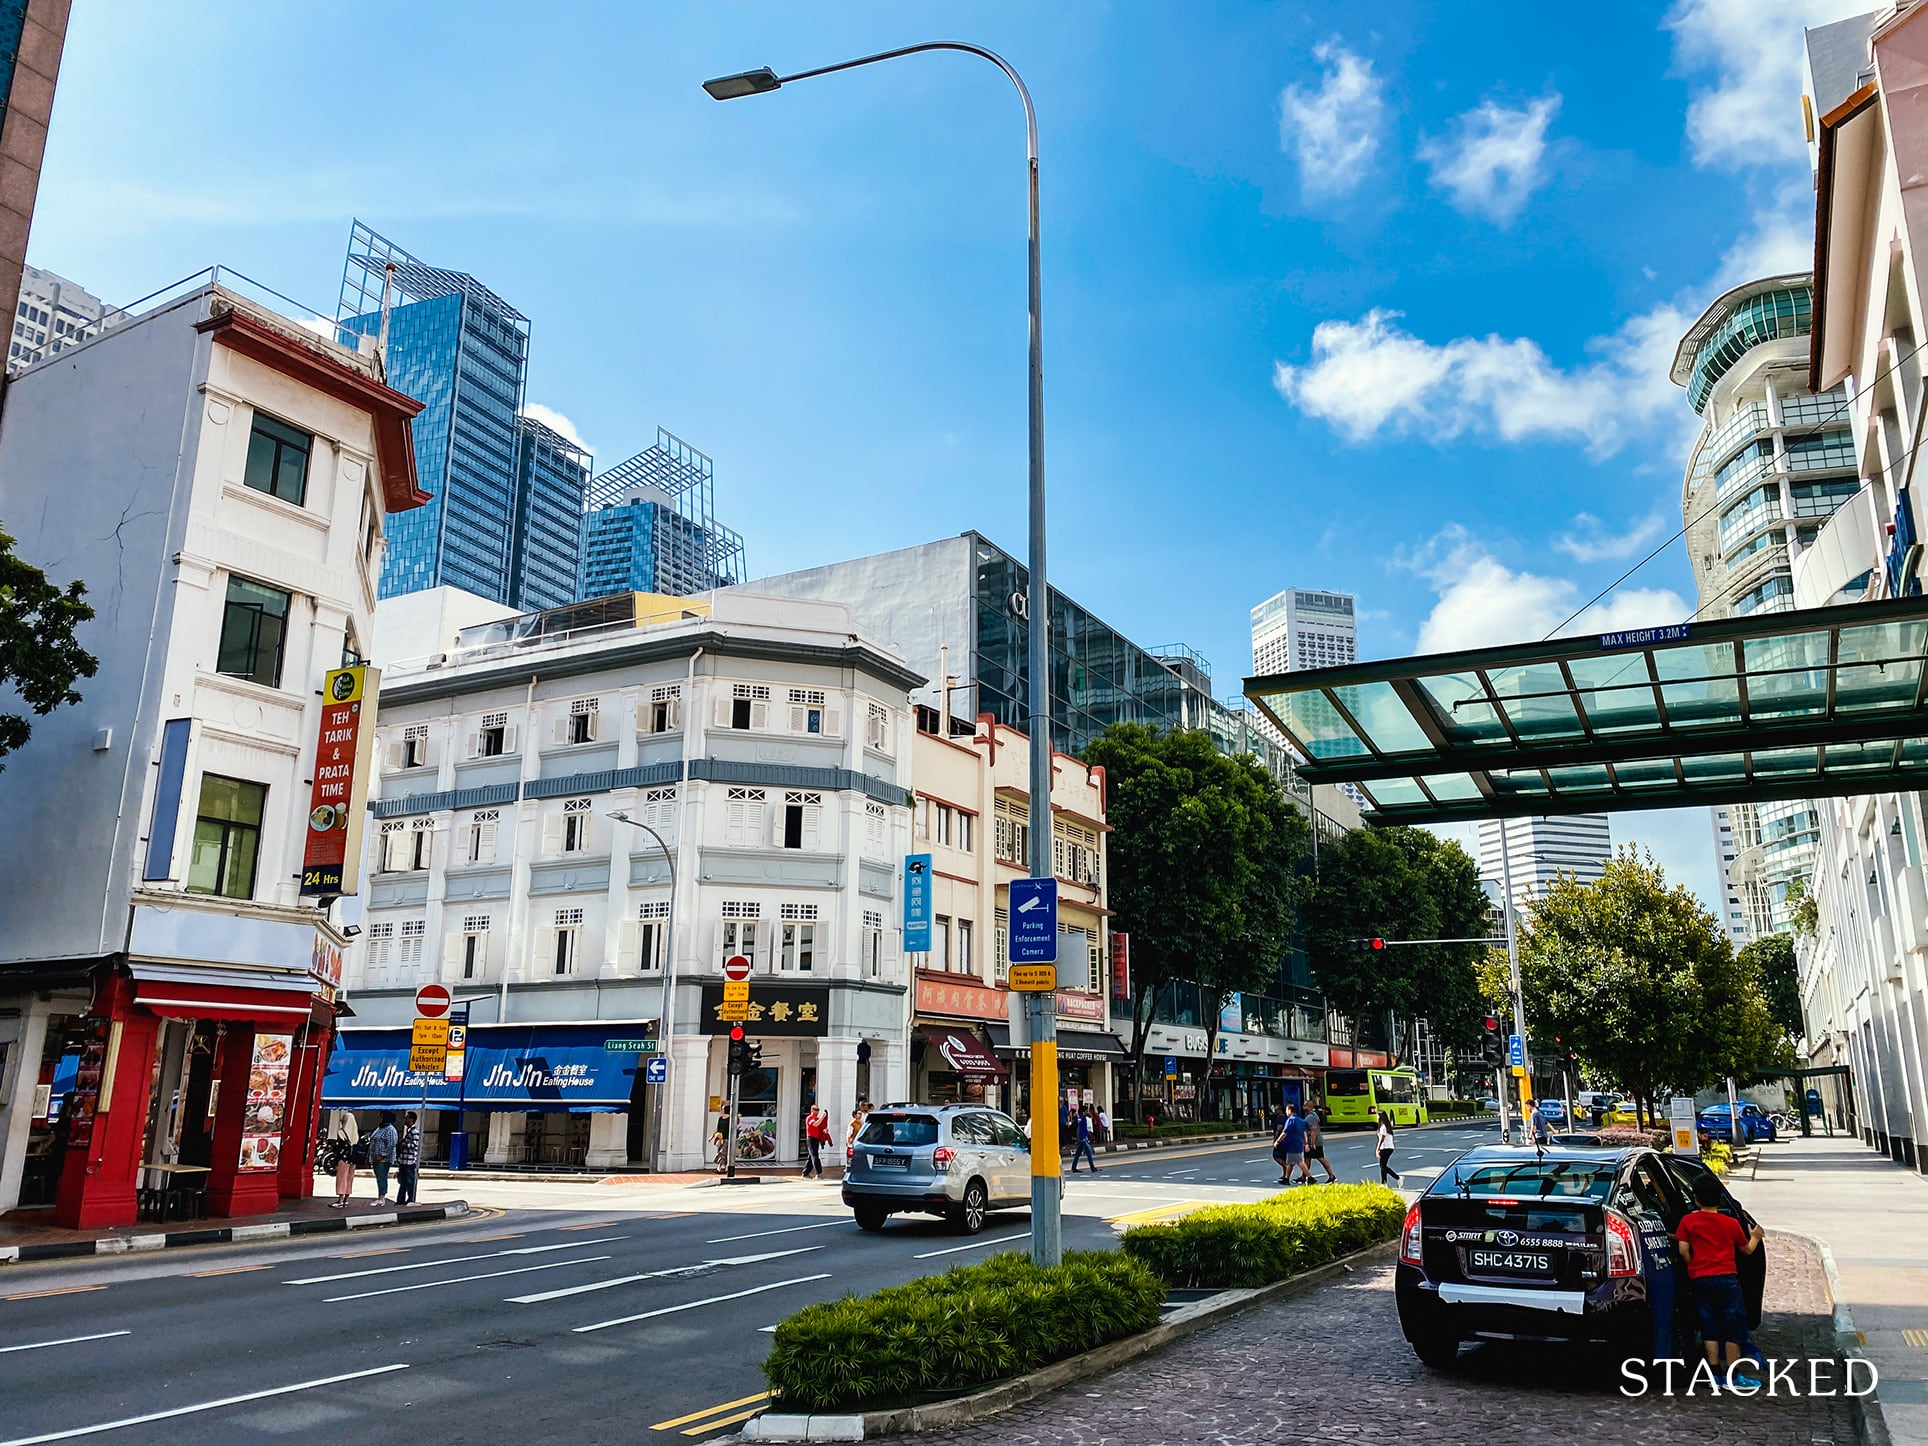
[651,1391,770,1436]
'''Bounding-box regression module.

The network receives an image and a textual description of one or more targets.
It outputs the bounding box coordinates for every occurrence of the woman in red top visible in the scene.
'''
[803,1105,832,1179]
[1674,1174,1766,1386]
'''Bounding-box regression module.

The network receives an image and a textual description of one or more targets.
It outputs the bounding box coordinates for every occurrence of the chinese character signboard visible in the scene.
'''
[300,665,380,897]
[699,982,831,1036]
[904,854,933,953]
[1110,932,1130,999]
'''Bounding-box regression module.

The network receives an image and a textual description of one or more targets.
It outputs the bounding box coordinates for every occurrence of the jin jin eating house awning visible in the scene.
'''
[1244,596,1928,826]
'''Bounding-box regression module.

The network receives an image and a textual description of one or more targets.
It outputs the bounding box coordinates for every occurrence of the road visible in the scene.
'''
[0,1122,1497,1444]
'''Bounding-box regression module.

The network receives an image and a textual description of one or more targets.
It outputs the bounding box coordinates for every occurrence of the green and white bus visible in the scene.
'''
[1323,1067,1429,1127]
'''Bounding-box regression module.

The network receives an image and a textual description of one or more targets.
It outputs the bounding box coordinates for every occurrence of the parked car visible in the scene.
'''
[842,1104,1033,1234]
[1537,1099,1568,1125]
[1697,1101,1778,1143]
[1478,1098,1502,1112]
[1394,1144,1765,1369]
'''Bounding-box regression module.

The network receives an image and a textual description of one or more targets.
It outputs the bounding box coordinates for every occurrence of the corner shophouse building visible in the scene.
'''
[0,277,426,1225]
[328,586,921,1171]
[903,716,1124,1120]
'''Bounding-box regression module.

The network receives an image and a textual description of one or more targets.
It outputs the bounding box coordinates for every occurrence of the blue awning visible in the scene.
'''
[323,1023,652,1111]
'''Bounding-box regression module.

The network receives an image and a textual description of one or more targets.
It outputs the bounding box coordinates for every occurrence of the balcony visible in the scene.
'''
[1792,483,1880,608]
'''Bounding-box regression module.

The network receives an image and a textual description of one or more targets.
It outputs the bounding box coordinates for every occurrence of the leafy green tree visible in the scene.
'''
[1786,878,1819,938]
[0,524,95,768]
[1518,848,1793,1125]
[1738,934,1804,1041]
[1301,826,1489,1059]
[1083,723,1309,1117]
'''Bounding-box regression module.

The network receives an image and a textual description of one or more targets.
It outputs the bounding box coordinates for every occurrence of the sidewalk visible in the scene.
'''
[0,1195,469,1264]
[1738,1131,1928,1445]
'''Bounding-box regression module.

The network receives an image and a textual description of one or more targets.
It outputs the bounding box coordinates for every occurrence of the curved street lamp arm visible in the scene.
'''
[773,42,1036,161]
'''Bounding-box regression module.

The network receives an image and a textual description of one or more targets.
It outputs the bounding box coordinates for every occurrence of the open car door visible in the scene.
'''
[1664,1154,1765,1329]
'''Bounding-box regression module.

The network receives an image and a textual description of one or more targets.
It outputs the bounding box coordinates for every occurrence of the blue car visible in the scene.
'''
[1696,1101,1777,1143]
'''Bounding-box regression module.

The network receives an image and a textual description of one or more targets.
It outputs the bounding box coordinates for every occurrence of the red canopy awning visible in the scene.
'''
[129,963,318,1025]
[920,1025,1008,1081]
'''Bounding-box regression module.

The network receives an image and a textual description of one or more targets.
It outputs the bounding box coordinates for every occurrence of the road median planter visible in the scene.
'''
[1118,1181,1406,1288]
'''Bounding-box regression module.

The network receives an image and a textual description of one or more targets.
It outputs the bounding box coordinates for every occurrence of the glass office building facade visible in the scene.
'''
[338,223,580,609]
[577,430,747,603]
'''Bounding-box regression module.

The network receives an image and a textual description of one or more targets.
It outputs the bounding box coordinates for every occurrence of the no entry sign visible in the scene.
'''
[415,983,452,1019]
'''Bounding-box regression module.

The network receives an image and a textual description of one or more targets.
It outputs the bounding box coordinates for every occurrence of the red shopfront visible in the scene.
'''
[52,966,336,1230]
[911,972,1012,1112]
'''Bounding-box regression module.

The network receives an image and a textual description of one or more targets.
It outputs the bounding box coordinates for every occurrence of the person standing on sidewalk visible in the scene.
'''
[1096,1104,1111,1144]
[803,1105,831,1178]
[326,1109,360,1209]
[1069,1104,1099,1172]
[1303,1104,1338,1183]
[395,1112,421,1206]
[1376,1111,1402,1185]
[1675,1174,1766,1388]
[367,1112,398,1204]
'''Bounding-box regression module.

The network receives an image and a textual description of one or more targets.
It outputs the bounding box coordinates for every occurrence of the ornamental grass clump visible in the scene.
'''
[1119,1181,1406,1289]
[761,1249,1165,1413]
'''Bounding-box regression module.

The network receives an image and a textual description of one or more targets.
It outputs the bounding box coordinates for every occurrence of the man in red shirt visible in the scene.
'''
[1674,1174,1765,1387]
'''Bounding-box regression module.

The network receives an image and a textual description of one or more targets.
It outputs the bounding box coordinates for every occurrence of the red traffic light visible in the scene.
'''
[1369,937,1385,950]
[1481,1014,1500,1033]
[729,1025,745,1042]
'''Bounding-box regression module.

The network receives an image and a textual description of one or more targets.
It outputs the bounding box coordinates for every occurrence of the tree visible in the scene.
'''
[1518,847,1794,1125]
[1738,934,1804,1041]
[0,523,96,768]
[1786,878,1818,938]
[1300,826,1489,1060]
[1082,723,1309,1119]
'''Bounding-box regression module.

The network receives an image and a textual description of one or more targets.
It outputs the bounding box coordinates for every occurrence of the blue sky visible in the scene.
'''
[29,1,1867,909]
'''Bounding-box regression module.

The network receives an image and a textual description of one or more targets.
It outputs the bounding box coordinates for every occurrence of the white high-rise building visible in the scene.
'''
[1252,588,1357,675]
[9,264,109,373]
[1478,816,1612,908]
[1709,807,1753,947]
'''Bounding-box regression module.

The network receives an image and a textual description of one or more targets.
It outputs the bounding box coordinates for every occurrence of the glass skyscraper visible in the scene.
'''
[338,222,584,611]
[578,429,746,601]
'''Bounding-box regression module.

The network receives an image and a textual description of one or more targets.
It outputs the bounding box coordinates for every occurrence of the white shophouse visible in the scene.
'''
[334,587,921,1172]
[0,274,425,1224]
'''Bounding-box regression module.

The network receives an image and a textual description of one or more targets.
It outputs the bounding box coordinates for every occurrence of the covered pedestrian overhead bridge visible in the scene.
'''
[1243,597,1928,826]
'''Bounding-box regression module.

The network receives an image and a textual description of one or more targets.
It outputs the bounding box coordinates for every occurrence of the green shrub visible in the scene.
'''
[1120,1182,1406,1289]
[761,1250,1165,1412]
[1582,1126,1670,1150]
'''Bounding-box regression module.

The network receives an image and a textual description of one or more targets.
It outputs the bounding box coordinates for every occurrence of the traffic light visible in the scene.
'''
[727,1024,749,1077]
[1479,1013,1503,1065]
[1351,936,1387,951]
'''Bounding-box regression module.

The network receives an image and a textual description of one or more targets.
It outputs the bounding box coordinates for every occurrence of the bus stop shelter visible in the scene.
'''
[1243,596,1928,825]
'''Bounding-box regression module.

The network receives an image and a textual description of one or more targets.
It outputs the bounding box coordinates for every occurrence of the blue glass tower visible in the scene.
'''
[579,429,746,600]
[339,223,582,609]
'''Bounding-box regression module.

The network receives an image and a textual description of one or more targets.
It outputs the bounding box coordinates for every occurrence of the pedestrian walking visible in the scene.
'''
[1303,1104,1338,1182]
[1376,1111,1402,1185]
[1675,1174,1766,1388]
[1528,1099,1551,1146]
[712,1114,730,1174]
[367,1111,398,1203]
[804,1104,832,1178]
[326,1109,360,1208]
[395,1111,421,1206]
[1068,1104,1099,1172]
[846,1100,871,1149]
[1273,1103,1306,1184]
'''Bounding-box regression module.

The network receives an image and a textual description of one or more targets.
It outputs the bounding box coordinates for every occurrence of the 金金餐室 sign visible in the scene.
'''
[699,983,830,1037]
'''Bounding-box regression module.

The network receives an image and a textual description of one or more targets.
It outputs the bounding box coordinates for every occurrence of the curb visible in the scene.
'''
[1803,1231,1891,1446]
[0,1200,470,1265]
[743,1238,1401,1441]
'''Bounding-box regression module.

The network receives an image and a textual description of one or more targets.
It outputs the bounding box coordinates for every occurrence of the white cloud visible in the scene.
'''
[1716,183,1816,284]
[1279,42,1388,198]
[1553,512,1669,563]
[521,403,594,459]
[1404,525,1688,653]
[1666,0,1873,168]
[1418,96,1560,223]
[1274,301,1691,455]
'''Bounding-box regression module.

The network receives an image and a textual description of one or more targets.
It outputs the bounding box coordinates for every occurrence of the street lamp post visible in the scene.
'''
[705,42,1062,1266]
[608,811,678,1173]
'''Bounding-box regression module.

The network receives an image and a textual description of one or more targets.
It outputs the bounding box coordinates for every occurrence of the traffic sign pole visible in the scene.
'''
[1010,876,1061,1266]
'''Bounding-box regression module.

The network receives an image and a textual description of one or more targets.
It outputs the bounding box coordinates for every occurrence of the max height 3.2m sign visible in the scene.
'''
[300,664,380,898]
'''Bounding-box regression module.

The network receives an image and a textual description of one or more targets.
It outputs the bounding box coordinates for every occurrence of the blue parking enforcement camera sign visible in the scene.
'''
[1009,877,1058,963]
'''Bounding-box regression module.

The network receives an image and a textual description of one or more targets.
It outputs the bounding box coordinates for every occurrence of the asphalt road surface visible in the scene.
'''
[0,1121,1497,1444]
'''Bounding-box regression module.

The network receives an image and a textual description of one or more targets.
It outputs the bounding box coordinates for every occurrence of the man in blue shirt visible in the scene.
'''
[1273,1103,1307,1185]
[1069,1104,1099,1172]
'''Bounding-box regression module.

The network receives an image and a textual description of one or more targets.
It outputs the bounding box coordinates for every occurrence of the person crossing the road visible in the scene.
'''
[1376,1111,1402,1185]
[1528,1100,1552,1146]
[803,1105,832,1178]
[1069,1104,1100,1172]
[1273,1103,1306,1185]
[1302,1104,1338,1183]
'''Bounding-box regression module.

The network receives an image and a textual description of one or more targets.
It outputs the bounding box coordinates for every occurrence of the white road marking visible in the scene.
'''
[285,1237,626,1285]
[506,1247,823,1304]
[573,1274,832,1333]
[0,1331,130,1356]
[913,1234,1030,1260]
[1165,1169,1200,1176]
[323,1255,614,1303]
[705,1219,850,1245]
[0,1363,409,1445]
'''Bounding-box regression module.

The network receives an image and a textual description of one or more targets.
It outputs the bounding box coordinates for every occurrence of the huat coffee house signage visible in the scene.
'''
[700,982,831,1036]
[300,664,380,898]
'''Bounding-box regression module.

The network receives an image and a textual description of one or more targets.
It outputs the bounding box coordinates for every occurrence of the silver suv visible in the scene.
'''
[842,1104,1032,1234]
